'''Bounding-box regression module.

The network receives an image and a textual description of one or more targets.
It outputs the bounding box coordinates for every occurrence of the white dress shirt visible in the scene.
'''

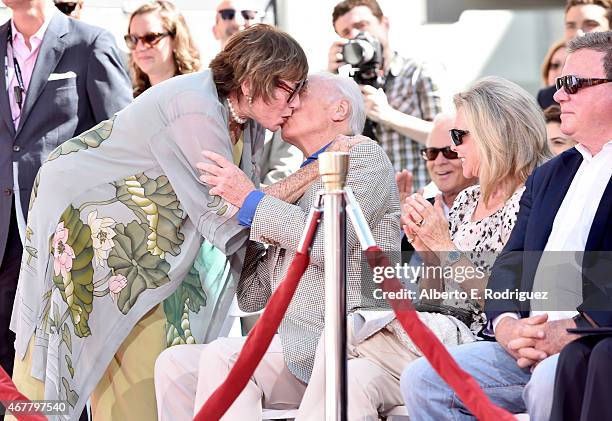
[493,141,612,332]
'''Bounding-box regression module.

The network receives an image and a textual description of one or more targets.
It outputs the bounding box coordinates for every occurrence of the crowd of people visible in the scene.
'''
[0,0,610,421]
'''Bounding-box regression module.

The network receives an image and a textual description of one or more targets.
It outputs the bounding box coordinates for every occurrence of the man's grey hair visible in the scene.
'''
[567,30,612,78]
[310,72,366,135]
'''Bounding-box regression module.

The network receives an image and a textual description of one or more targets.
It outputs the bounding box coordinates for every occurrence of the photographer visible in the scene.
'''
[328,0,445,190]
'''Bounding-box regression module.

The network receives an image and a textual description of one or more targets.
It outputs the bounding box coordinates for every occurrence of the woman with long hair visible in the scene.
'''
[125,0,201,97]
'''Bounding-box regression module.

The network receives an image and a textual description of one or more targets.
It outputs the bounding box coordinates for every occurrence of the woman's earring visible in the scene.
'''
[247,95,253,107]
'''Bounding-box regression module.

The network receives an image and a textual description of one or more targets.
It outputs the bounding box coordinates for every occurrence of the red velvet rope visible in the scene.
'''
[193,251,311,421]
[0,366,47,421]
[365,246,515,421]
[196,243,516,420]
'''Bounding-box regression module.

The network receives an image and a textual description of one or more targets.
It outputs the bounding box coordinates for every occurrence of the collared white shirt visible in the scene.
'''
[494,141,612,331]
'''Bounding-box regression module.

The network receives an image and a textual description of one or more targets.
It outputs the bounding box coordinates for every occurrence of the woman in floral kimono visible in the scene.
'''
[9,24,309,421]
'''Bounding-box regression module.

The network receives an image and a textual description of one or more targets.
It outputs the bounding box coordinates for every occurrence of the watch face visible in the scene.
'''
[446,250,462,265]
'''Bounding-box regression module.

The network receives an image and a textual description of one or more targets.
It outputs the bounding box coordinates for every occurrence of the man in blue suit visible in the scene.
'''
[400,31,612,421]
[0,0,132,377]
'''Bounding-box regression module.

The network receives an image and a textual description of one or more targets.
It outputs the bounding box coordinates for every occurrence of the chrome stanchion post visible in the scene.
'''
[319,152,349,421]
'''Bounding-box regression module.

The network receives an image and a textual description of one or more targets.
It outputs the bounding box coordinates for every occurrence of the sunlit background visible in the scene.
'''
[1,0,566,97]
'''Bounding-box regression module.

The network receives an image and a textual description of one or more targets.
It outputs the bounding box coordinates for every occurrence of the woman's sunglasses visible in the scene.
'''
[124,32,172,50]
[449,128,469,146]
[277,79,308,104]
[54,2,78,15]
[555,75,612,94]
[421,146,459,161]
[218,8,260,21]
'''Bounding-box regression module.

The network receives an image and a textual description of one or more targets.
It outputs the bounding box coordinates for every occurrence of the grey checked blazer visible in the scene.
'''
[237,140,401,382]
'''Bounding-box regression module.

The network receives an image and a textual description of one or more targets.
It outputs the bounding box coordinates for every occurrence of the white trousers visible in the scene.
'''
[296,326,412,421]
[154,336,307,421]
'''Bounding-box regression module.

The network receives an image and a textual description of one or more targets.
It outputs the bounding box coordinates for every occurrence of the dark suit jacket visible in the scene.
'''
[485,148,612,327]
[0,12,132,264]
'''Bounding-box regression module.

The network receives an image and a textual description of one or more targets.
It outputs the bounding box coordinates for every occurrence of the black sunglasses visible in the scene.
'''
[277,79,308,104]
[449,129,469,146]
[55,2,78,15]
[555,75,612,94]
[124,32,172,50]
[218,8,259,21]
[421,146,459,161]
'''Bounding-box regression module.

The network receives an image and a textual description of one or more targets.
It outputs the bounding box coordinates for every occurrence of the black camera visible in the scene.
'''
[341,32,385,88]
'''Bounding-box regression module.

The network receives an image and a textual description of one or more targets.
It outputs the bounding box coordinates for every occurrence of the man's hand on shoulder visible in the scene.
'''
[328,134,371,153]
[197,150,255,207]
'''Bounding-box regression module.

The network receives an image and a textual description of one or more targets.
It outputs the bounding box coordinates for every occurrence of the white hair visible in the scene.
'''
[309,72,366,135]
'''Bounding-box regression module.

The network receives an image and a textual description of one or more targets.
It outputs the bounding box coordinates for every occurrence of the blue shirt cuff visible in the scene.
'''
[238,190,265,227]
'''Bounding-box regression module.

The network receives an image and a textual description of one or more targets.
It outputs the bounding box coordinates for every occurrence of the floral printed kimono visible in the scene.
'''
[9,70,264,418]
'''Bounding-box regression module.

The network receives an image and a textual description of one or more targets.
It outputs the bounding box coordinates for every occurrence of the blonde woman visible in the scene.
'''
[298,77,551,420]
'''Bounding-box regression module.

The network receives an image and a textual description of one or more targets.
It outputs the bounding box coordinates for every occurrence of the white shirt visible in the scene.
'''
[493,141,612,332]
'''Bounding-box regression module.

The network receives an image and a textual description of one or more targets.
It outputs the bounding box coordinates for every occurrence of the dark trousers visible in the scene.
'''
[0,204,22,377]
[550,335,612,421]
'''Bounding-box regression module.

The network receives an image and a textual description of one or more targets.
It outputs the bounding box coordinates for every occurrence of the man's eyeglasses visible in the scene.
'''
[449,129,469,146]
[124,32,173,50]
[421,146,459,161]
[555,75,612,94]
[54,2,78,15]
[277,79,308,104]
[218,8,260,21]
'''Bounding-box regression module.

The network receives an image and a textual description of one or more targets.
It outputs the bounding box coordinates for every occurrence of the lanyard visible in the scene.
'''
[7,24,26,111]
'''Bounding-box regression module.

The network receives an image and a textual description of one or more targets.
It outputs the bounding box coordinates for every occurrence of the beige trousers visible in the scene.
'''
[296,327,417,421]
[9,304,165,421]
[155,335,307,421]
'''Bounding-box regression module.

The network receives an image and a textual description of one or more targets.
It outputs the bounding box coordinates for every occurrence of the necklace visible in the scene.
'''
[227,97,247,125]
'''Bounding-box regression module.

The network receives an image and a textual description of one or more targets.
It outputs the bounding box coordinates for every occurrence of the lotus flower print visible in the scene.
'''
[87,211,117,267]
[108,274,128,301]
[53,222,75,280]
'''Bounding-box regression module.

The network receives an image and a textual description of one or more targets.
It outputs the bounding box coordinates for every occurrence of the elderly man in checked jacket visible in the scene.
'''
[153,73,400,420]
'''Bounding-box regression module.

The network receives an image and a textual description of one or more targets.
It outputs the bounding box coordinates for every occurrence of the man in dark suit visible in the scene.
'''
[401,30,611,421]
[0,0,131,377]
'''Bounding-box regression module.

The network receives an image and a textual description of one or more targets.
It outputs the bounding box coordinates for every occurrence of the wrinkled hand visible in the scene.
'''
[402,193,453,252]
[533,318,579,357]
[197,150,255,208]
[396,169,413,207]
[327,40,348,72]
[497,314,548,368]
[361,85,393,124]
[328,134,371,153]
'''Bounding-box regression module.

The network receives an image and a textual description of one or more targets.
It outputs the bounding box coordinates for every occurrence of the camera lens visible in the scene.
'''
[342,39,375,66]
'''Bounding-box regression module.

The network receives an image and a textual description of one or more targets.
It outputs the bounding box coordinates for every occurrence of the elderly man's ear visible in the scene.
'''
[331,99,351,123]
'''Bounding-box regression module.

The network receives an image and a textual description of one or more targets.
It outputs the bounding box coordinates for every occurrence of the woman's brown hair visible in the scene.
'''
[209,24,308,103]
[541,39,566,86]
[128,0,201,97]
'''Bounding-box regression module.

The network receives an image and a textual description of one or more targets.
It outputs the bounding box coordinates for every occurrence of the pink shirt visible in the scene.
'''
[5,15,52,128]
